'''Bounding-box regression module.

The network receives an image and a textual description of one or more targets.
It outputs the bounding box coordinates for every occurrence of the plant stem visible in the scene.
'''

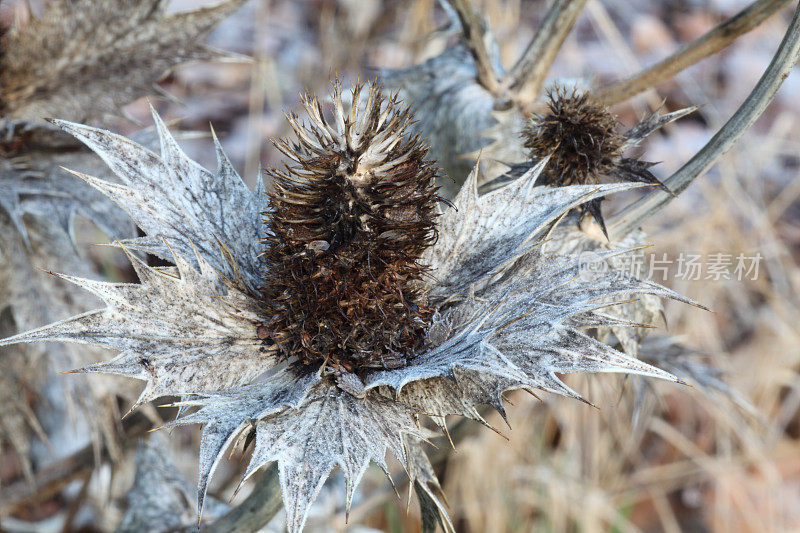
[609,0,800,239]
[201,464,282,533]
[506,0,588,105]
[594,0,792,105]
[449,0,502,94]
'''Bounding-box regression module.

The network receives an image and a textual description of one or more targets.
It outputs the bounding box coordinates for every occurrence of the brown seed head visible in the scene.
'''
[261,81,440,373]
[524,85,671,237]
[524,85,624,187]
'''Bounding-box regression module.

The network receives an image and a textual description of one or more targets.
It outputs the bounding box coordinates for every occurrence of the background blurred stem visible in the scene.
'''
[507,0,588,105]
[594,0,792,105]
[450,0,501,94]
[609,0,800,239]
[0,412,151,516]
[202,464,282,533]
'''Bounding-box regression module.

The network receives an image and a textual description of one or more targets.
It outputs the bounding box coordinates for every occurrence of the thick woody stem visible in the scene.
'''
[200,465,282,533]
[449,0,502,94]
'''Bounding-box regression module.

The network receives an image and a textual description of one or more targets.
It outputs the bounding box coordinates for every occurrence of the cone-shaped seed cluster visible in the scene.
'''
[261,81,440,372]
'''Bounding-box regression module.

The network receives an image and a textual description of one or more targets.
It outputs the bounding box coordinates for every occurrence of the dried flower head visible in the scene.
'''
[263,83,440,371]
[0,81,701,532]
[525,86,624,187]
[523,85,689,236]
[0,0,247,122]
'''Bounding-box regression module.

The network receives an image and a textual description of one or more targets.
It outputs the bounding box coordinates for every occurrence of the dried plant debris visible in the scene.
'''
[0,0,248,122]
[116,438,229,533]
[0,81,704,532]
[0,211,127,475]
[636,336,759,419]
[0,313,48,485]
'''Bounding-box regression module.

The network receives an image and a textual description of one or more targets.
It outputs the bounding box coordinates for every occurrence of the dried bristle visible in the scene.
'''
[261,81,440,373]
[524,86,624,186]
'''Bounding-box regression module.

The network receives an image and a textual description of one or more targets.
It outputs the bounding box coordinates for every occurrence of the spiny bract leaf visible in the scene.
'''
[50,112,269,290]
[423,160,650,298]
[0,244,271,410]
[367,250,696,412]
[167,371,421,533]
[0,0,247,121]
[541,213,663,357]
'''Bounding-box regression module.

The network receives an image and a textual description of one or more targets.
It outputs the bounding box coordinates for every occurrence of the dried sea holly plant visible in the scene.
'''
[0,80,703,531]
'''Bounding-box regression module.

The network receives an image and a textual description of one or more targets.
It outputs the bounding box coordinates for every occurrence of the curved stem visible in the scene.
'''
[609,1,800,239]
[594,0,792,105]
[202,464,282,533]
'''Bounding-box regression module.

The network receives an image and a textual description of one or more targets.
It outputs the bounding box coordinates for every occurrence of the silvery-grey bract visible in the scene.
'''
[0,82,699,532]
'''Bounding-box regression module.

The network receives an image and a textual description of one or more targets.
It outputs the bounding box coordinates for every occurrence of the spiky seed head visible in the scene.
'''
[524,85,624,187]
[524,85,674,237]
[261,80,441,373]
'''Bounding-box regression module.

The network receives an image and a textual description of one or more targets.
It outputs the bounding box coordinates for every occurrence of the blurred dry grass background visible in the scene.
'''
[1,0,799,531]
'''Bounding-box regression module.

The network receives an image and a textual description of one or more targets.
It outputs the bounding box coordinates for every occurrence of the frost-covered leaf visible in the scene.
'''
[167,372,421,533]
[0,0,247,122]
[369,249,699,411]
[50,113,269,290]
[424,161,649,298]
[0,243,271,408]
[541,213,663,357]
[243,384,421,533]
